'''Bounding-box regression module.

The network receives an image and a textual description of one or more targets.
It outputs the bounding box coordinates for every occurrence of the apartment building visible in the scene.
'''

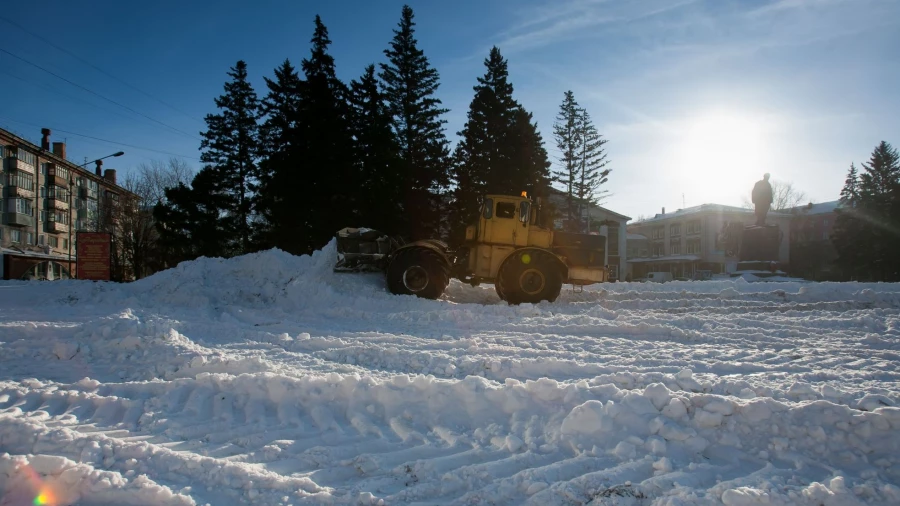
[626,204,792,279]
[1,127,133,280]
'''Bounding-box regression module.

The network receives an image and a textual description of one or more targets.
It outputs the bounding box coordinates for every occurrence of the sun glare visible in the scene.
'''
[675,112,767,205]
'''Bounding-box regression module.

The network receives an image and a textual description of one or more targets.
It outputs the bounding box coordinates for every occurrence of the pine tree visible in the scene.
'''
[839,163,860,206]
[832,141,900,280]
[449,46,551,241]
[297,15,356,252]
[573,108,611,229]
[153,168,233,266]
[553,91,582,230]
[379,5,451,240]
[257,59,304,250]
[199,60,261,255]
[349,64,403,234]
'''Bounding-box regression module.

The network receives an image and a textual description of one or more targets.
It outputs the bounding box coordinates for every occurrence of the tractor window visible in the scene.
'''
[483,198,493,219]
[520,201,530,223]
[496,202,516,219]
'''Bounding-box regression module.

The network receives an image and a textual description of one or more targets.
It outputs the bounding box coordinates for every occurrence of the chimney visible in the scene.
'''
[662,207,666,215]
[104,169,117,185]
[95,159,103,176]
[52,142,66,160]
[41,128,51,151]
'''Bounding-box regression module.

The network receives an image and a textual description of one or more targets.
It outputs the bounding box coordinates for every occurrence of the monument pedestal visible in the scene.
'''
[739,225,780,262]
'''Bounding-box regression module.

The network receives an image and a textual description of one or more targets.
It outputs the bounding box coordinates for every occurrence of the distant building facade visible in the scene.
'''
[626,204,792,279]
[786,200,840,280]
[547,189,631,281]
[1,127,134,280]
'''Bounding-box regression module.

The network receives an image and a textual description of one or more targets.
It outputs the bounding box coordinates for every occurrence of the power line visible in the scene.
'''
[0,69,159,126]
[0,47,201,141]
[0,14,204,125]
[0,116,200,160]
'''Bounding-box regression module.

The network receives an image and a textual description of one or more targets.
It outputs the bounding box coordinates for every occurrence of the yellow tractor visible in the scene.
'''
[334,192,609,304]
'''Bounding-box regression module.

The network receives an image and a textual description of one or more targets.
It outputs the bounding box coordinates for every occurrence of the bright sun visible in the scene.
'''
[675,112,767,205]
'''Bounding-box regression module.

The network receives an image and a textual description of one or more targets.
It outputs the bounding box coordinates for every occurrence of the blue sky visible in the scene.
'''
[1,0,898,221]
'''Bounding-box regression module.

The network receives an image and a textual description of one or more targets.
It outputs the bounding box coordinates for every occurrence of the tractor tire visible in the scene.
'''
[386,247,450,300]
[497,250,563,305]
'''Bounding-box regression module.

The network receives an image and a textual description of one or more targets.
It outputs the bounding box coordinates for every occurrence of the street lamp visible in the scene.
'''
[69,151,124,278]
[79,151,125,168]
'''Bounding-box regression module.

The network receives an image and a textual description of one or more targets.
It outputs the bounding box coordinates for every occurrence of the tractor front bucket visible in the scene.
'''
[333,227,396,273]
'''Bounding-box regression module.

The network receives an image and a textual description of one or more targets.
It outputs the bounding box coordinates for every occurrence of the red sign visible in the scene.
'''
[76,232,111,280]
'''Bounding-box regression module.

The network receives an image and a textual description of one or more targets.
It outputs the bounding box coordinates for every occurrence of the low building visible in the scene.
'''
[1,127,134,280]
[547,189,631,281]
[786,200,840,280]
[626,204,792,279]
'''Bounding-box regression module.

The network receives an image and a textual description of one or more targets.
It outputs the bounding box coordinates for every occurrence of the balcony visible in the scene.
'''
[8,184,35,199]
[49,195,70,211]
[47,166,71,187]
[45,221,69,234]
[5,213,34,228]
[5,157,35,174]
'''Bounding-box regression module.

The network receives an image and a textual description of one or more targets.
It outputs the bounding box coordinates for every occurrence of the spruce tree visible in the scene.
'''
[349,64,403,234]
[379,5,451,240]
[199,60,261,255]
[297,15,356,252]
[153,168,233,266]
[832,141,900,280]
[450,46,551,241]
[573,108,611,227]
[553,91,582,230]
[257,59,304,250]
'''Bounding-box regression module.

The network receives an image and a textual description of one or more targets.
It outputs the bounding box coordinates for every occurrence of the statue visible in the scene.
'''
[751,173,773,226]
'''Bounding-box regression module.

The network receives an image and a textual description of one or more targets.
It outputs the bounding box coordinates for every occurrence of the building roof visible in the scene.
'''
[547,187,631,221]
[627,233,648,241]
[786,200,841,216]
[1,127,137,198]
[632,203,791,225]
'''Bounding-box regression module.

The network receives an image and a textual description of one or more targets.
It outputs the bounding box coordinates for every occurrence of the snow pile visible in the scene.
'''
[2,243,900,505]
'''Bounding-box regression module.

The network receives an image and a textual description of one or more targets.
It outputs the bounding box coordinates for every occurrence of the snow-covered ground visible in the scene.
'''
[1,240,899,506]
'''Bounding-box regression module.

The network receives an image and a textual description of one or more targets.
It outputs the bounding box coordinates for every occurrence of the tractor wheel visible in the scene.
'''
[497,250,563,305]
[386,247,450,300]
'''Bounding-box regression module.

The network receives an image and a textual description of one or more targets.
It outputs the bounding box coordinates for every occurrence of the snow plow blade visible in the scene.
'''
[333,227,398,273]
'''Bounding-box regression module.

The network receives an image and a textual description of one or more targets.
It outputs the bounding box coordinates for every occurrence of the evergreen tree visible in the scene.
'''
[297,15,356,252]
[199,60,261,255]
[153,168,233,266]
[832,141,900,280]
[552,91,611,232]
[552,91,582,230]
[839,163,860,206]
[379,5,451,240]
[449,46,551,241]
[349,64,403,234]
[573,109,611,216]
[257,59,304,250]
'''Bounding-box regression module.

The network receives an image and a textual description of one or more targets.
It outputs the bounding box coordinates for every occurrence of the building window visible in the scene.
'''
[11,230,21,243]
[686,220,701,234]
[49,236,59,248]
[11,147,37,167]
[609,264,619,280]
[63,238,69,250]
[27,232,34,245]
[49,164,70,181]
[11,198,33,215]
[652,242,664,256]
[670,241,682,255]
[52,210,69,224]
[651,226,664,240]
[686,238,701,254]
[670,224,681,237]
[8,170,35,191]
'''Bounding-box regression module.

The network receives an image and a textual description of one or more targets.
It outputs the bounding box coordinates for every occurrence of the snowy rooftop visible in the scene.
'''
[633,203,792,224]
[626,233,648,241]
[787,200,841,215]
